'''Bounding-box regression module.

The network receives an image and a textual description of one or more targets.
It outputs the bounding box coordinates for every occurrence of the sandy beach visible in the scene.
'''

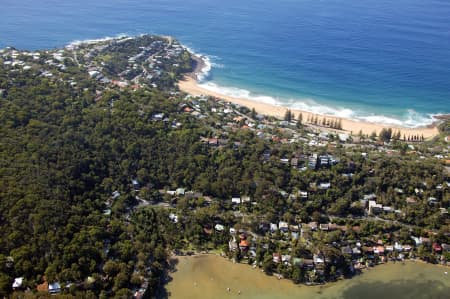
[178,76,440,139]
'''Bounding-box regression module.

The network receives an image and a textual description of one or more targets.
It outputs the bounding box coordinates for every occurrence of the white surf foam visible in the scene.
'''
[180,44,226,82]
[63,34,440,128]
[197,55,212,82]
[198,81,279,106]
[356,109,437,128]
[66,33,131,49]
[197,81,437,128]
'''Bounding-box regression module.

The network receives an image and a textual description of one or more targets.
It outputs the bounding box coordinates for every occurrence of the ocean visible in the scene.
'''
[1,0,450,127]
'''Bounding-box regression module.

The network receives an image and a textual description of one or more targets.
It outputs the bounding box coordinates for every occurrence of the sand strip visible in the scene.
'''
[178,76,440,139]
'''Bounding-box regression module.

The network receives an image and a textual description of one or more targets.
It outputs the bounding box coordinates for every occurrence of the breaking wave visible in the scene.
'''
[66,33,132,49]
[197,81,438,128]
[63,34,439,128]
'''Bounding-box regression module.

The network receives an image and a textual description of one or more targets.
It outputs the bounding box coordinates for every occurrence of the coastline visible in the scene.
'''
[166,254,450,299]
[170,252,449,283]
[178,76,440,139]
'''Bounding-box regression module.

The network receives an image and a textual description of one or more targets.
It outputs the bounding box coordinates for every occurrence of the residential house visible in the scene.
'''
[385,245,394,252]
[281,255,291,265]
[319,223,329,231]
[432,243,442,253]
[292,257,302,266]
[152,113,165,121]
[280,158,289,164]
[328,223,339,231]
[403,245,412,252]
[362,246,374,254]
[12,277,23,290]
[273,253,281,264]
[215,224,225,232]
[131,179,140,191]
[382,206,394,213]
[394,242,403,252]
[428,197,438,204]
[205,138,218,146]
[352,247,361,256]
[364,193,377,201]
[308,222,318,231]
[111,190,121,200]
[420,237,431,245]
[341,246,353,255]
[308,154,318,169]
[319,155,329,167]
[259,222,269,233]
[239,239,249,251]
[441,244,450,252]
[374,246,385,255]
[313,254,325,266]
[339,133,349,142]
[406,197,417,204]
[231,197,241,205]
[289,224,300,232]
[241,196,251,203]
[37,281,49,293]
[229,237,238,251]
[298,191,308,199]
[270,223,278,232]
[49,282,61,294]
[185,191,203,200]
[169,213,178,223]
[352,226,361,233]
[368,200,382,215]
[395,188,404,194]
[263,150,271,161]
[278,221,289,233]
[291,158,298,168]
[318,182,331,190]
[300,259,314,269]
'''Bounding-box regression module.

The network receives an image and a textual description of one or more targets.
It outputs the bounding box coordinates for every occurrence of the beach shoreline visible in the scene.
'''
[178,75,441,139]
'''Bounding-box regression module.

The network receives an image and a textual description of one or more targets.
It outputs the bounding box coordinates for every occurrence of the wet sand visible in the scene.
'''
[178,76,440,139]
[165,255,449,299]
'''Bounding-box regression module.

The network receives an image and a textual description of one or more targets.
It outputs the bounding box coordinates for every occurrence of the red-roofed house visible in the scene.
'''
[432,243,442,252]
[239,239,249,251]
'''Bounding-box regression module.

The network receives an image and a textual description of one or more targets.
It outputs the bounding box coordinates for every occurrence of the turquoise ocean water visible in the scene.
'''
[1,0,450,127]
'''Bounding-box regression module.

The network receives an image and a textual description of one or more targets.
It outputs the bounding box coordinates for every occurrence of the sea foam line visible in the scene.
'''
[63,34,439,128]
[180,46,212,82]
[197,81,437,128]
[65,33,133,49]
[187,51,438,128]
[180,44,226,82]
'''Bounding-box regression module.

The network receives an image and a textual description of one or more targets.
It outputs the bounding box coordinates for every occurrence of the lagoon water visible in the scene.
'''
[1,0,450,125]
[166,255,449,299]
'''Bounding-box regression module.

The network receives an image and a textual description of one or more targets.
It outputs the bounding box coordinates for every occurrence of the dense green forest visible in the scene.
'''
[0,37,448,297]
[0,63,194,297]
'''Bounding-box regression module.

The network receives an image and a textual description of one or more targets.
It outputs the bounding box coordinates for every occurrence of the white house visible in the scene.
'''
[12,277,23,289]
[231,197,241,204]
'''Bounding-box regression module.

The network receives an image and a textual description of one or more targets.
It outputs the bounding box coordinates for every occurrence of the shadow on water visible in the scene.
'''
[155,258,179,299]
[338,279,449,299]
[168,257,179,273]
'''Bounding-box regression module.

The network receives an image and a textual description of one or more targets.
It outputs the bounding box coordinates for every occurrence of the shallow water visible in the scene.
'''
[165,255,449,299]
